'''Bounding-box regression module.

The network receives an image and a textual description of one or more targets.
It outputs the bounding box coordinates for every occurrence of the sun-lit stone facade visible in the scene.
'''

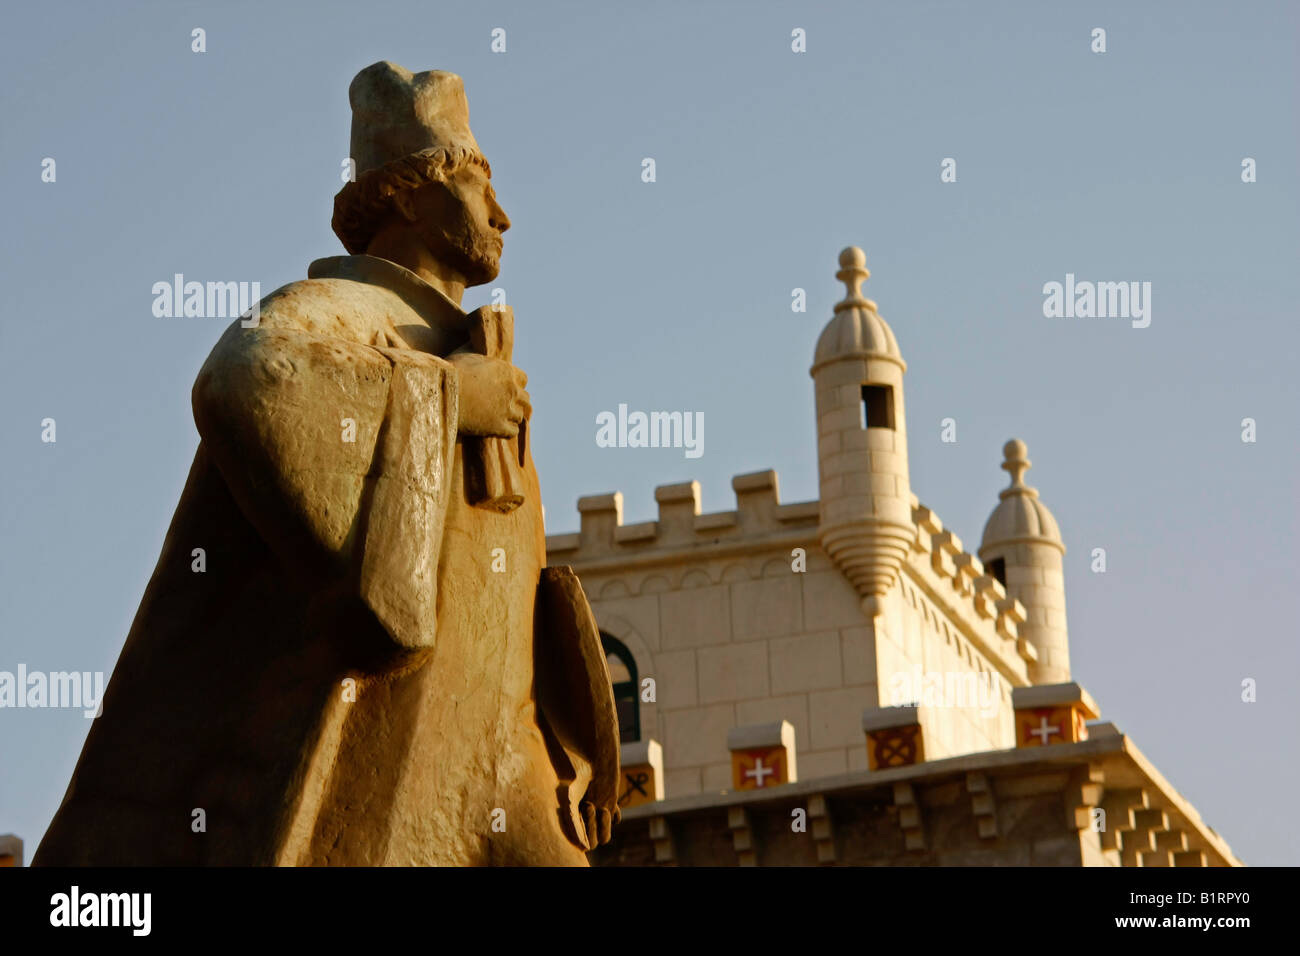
[549,248,1238,866]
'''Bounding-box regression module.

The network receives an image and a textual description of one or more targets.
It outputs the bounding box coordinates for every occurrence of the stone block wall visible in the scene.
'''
[549,472,1031,801]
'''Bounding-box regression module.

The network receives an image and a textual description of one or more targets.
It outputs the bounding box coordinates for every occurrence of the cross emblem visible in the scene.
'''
[873,726,919,767]
[744,758,776,787]
[1030,716,1061,745]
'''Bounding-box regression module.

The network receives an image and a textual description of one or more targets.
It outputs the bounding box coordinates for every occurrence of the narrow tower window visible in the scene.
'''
[600,633,640,743]
[861,384,895,430]
[988,557,1006,588]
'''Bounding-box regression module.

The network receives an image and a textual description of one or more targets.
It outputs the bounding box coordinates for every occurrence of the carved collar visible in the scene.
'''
[308,254,469,337]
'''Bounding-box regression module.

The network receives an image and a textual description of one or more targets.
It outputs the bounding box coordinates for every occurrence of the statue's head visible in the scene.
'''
[332,63,509,285]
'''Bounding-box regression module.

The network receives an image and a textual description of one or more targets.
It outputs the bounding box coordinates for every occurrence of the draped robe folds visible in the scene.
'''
[33,255,618,866]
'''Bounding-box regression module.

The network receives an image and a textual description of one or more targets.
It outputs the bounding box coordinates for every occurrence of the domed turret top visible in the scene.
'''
[979,439,1064,554]
[812,247,905,372]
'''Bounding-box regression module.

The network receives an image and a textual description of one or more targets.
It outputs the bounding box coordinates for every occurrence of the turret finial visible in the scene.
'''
[834,246,877,314]
[1001,438,1031,489]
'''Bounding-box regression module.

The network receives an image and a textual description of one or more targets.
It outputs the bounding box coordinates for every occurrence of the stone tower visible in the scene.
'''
[810,247,912,618]
[979,439,1070,683]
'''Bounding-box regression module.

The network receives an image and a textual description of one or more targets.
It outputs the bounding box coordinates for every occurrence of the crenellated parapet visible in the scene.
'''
[905,495,1034,683]
[546,469,820,569]
[547,471,1037,687]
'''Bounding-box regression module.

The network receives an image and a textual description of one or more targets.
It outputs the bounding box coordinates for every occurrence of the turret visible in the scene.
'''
[810,247,912,618]
[979,439,1070,683]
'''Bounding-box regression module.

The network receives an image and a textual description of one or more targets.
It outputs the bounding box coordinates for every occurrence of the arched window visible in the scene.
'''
[600,633,640,744]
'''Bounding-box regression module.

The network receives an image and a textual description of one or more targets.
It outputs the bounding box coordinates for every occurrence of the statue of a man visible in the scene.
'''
[34,62,620,866]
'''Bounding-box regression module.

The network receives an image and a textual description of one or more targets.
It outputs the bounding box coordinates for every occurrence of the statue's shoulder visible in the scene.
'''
[195,276,403,397]
[222,255,467,352]
[248,273,411,339]
[201,255,469,374]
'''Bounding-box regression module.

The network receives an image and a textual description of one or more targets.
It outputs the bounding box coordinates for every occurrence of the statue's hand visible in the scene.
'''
[580,796,621,848]
[447,352,530,437]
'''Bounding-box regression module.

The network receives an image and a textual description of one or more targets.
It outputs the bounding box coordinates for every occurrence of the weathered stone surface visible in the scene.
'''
[591,736,1240,867]
[34,62,618,866]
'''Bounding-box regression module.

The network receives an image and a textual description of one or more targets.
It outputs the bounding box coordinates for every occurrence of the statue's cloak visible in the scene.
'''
[34,256,616,865]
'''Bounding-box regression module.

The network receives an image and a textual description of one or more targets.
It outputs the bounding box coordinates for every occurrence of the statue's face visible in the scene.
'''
[408,162,510,285]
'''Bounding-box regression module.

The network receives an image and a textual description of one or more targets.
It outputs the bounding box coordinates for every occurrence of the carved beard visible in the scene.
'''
[423,217,501,287]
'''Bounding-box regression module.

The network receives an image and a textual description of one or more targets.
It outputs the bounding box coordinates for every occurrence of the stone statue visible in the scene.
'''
[34,62,620,866]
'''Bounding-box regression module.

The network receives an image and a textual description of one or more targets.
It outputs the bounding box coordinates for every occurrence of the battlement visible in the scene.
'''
[547,474,1036,686]
[545,469,820,566]
[904,494,1034,683]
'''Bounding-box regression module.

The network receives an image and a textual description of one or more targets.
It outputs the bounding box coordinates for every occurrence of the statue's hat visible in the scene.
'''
[347,61,484,176]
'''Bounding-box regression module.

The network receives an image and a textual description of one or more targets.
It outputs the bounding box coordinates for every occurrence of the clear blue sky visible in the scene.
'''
[2,0,1296,865]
